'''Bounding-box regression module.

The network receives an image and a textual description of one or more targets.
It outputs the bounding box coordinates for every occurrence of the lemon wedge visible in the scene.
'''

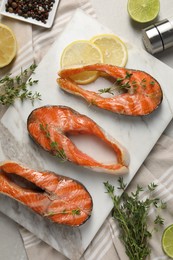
[60,40,103,84]
[0,23,17,68]
[91,34,128,67]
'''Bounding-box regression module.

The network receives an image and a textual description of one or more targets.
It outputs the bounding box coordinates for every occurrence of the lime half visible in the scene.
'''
[127,0,160,23]
[162,224,173,258]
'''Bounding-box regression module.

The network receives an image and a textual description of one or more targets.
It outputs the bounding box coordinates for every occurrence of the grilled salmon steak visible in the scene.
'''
[0,161,93,226]
[27,106,129,175]
[57,64,163,116]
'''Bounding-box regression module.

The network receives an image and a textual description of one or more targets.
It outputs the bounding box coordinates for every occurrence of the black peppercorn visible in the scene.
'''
[5,0,56,23]
[8,7,14,13]
[18,9,22,15]
[11,2,17,8]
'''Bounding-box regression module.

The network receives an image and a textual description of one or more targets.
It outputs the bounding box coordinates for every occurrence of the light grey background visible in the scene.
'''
[0,0,173,259]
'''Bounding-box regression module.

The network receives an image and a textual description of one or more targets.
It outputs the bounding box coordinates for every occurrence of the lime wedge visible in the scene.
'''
[127,0,160,23]
[162,224,173,258]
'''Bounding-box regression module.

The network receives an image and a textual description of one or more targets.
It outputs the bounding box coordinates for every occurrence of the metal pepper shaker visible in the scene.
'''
[142,17,173,54]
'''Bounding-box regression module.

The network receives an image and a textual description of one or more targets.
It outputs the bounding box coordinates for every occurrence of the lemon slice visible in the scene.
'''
[91,34,128,67]
[0,23,17,68]
[127,0,160,23]
[162,224,173,258]
[60,40,103,84]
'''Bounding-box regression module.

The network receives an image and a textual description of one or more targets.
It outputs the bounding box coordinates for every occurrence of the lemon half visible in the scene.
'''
[0,23,17,68]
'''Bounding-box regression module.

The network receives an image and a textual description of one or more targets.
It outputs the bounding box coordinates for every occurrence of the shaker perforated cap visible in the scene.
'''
[142,19,173,54]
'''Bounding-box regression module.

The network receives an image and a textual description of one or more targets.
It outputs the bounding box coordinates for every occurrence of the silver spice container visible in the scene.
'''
[142,18,173,54]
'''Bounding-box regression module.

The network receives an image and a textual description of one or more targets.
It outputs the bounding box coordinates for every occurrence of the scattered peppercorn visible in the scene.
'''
[5,0,56,24]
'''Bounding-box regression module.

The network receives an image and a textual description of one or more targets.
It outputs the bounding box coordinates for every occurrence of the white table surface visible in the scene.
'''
[0,0,173,259]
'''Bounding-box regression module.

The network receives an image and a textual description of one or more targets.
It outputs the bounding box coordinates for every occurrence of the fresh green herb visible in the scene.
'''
[132,80,137,86]
[118,81,131,90]
[154,215,164,225]
[39,123,50,138]
[50,141,58,149]
[116,77,124,83]
[98,87,114,95]
[98,86,114,95]
[140,78,147,89]
[50,141,67,162]
[72,209,81,215]
[39,123,67,162]
[117,177,127,190]
[0,64,41,106]
[44,208,81,217]
[125,72,133,79]
[141,78,147,83]
[98,71,137,95]
[150,81,155,86]
[148,182,158,191]
[160,201,167,209]
[104,177,166,260]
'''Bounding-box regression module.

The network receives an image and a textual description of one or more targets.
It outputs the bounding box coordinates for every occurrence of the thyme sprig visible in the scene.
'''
[104,178,166,260]
[98,71,136,95]
[44,208,81,217]
[98,87,114,95]
[39,123,67,162]
[0,64,41,105]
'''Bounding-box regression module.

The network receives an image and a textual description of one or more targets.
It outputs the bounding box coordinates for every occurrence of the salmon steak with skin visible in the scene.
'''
[57,63,163,116]
[0,161,93,226]
[27,106,129,175]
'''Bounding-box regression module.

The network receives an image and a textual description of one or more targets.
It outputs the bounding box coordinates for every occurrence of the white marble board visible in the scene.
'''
[0,9,173,260]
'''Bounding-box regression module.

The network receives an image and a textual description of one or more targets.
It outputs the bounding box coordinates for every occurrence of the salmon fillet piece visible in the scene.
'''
[57,64,163,116]
[0,161,93,226]
[27,106,129,175]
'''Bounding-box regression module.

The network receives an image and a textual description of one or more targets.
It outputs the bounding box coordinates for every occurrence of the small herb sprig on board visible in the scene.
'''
[39,123,67,162]
[98,73,156,96]
[104,178,166,260]
[44,208,81,217]
[0,64,41,105]
[98,71,136,95]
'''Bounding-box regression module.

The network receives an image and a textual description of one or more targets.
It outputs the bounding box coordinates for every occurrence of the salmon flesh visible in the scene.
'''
[57,64,163,116]
[27,106,129,175]
[0,161,93,226]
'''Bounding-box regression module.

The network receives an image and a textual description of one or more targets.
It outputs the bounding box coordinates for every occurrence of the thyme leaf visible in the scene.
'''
[150,81,155,86]
[0,64,41,106]
[71,209,81,215]
[104,178,166,260]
